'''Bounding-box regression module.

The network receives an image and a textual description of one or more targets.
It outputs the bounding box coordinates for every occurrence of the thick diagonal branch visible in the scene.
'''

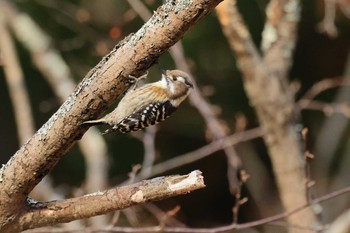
[0,0,221,231]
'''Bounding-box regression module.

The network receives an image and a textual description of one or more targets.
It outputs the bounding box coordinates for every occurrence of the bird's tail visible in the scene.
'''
[80,119,107,127]
[101,125,121,135]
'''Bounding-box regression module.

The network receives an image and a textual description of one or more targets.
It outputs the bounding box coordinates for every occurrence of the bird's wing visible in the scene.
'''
[102,100,176,134]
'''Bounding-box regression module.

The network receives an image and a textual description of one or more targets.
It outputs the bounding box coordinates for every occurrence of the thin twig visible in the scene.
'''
[301,128,316,203]
[139,127,157,178]
[299,77,350,102]
[297,77,350,116]
[268,221,326,232]
[144,204,186,227]
[299,100,350,118]
[159,206,181,229]
[126,0,152,21]
[136,127,262,181]
[317,0,338,37]
[232,170,249,224]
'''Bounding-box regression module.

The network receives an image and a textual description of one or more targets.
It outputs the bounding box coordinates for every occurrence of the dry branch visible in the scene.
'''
[0,0,221,231]
[24,185,350,233]
[0,11,34,144]
[216,0,319,231]
[140,127,262,180]
[318,0,338,37]
[16,170,205,232]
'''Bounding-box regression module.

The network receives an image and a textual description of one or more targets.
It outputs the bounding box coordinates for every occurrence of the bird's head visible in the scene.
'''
[160,69,194,106]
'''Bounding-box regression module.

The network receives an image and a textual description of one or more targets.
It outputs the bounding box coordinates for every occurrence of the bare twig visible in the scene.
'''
[297,77,350,117]
[159,206,181,229]
[268,221,326,232]
[109,211,121,227]
[123,208,141,227]
[127,164,142,184]
[318,0,338,37]
[139,127,157,178]
[299,77,349,101]
[301,128,315,203]
[311,51,350,205]
[232,170,249,224]
[137,127,262,181]
[145,203,186,227]
[127,0,152,21]
[299,100,350,117]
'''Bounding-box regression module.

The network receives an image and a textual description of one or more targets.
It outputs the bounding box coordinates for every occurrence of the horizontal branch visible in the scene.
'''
[25,185,350,233]
[17,170,205,231]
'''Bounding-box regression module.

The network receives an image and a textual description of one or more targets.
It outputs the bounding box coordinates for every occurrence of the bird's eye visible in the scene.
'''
[172,76,178,81]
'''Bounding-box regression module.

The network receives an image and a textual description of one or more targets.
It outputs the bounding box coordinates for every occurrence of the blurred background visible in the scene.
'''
[1,0,350,232]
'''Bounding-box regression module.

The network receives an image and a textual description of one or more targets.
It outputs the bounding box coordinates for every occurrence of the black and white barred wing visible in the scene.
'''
[102,101,177,134]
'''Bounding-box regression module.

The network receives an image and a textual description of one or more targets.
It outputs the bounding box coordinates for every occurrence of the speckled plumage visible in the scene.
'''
[81,69,193,134]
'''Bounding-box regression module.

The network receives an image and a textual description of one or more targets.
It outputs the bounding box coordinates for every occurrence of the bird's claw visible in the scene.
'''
[128,71,148,90]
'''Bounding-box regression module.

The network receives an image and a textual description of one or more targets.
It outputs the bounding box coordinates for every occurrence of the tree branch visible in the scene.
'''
[24,185,350,233]
[0,9,34,144]
[216,0,319,231]
[127,0,243,192]
[137,127,262,181]
[16,170,205,232]
[0,0,221,231]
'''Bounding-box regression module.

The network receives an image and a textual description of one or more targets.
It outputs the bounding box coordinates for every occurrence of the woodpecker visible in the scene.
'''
[81,69,193,134]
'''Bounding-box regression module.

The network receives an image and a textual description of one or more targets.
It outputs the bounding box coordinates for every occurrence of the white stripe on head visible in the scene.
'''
[177,76,186,84]
[159,74,169,88]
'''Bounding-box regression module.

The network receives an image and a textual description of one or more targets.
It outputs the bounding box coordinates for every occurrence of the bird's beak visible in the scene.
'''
[161,69,171,81]
[160,69,167,76]
[160,69,167,78]
[186,79,194,89]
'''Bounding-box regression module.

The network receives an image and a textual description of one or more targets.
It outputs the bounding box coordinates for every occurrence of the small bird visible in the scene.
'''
[81,69,193,134]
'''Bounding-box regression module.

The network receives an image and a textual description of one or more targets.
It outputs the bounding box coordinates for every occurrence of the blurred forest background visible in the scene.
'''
[1,0,350,232]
